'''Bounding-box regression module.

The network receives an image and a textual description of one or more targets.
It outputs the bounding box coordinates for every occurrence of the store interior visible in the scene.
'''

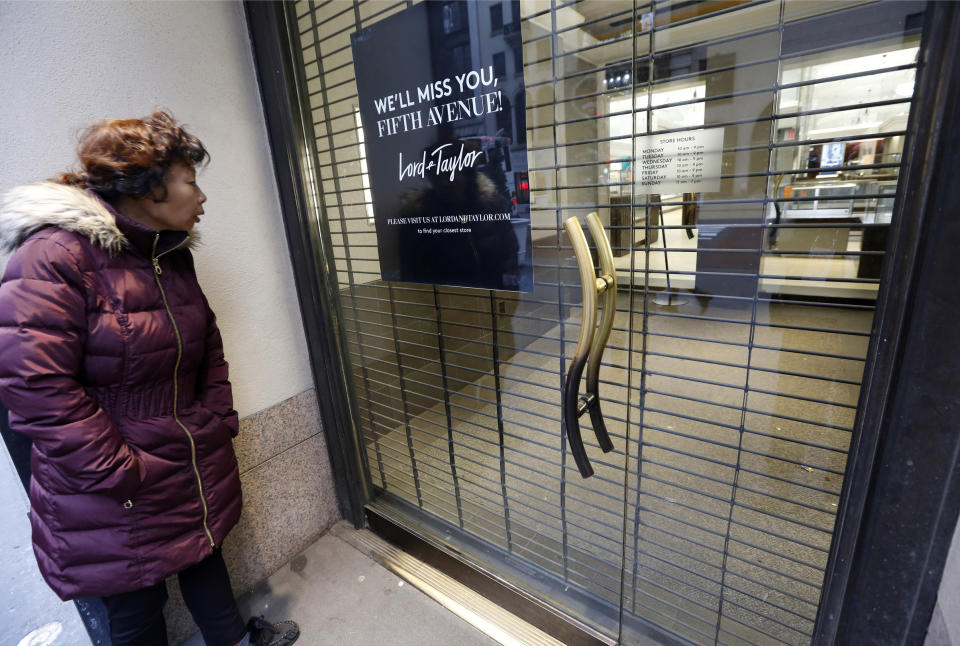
[596,41,916,302]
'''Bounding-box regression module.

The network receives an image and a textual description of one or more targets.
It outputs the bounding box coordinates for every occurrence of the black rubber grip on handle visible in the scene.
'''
[585,373,614,453]
[563,352,594,478]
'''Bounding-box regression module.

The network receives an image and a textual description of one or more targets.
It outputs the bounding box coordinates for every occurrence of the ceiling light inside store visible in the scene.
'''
[808,47,918,80]
[809,122,882,135]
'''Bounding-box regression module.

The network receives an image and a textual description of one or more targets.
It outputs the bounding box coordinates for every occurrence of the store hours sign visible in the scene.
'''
[351,1,533,292]
[636,127,725,194]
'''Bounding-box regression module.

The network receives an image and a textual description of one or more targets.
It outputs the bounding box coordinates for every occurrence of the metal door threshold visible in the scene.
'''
[362,496,691,646]
[364,499,623,645]
[332,520,571,646]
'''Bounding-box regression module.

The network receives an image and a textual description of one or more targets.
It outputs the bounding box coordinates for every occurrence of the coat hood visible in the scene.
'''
[0,181,199,257]
[0,182,127,255]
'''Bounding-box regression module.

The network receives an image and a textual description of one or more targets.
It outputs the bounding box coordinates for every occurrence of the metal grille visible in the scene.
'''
[292,1,922,644]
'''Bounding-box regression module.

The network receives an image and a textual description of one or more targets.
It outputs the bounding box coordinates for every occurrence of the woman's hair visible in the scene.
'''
[56,108,208,200]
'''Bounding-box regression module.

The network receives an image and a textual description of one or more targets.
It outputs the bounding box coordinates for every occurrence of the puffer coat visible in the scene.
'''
[0,182,242,600]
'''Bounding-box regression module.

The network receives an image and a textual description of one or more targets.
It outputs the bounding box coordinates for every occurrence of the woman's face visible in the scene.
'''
[138,162,206,232]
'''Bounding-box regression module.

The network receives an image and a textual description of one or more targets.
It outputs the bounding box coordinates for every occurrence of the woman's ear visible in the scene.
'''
[148,182,167,203]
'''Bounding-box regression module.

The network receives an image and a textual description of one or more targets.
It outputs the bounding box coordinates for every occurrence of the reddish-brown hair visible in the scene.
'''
[57,108,208,200]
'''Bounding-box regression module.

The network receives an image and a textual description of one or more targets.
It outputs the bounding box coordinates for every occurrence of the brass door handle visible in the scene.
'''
[562,212,617,478]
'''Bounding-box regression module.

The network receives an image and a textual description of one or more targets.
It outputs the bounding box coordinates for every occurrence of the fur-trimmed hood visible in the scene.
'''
[0,181,199,257]
[0,182,127,255]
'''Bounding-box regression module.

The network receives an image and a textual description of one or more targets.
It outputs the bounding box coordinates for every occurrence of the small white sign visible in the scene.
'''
[635,127,725,194]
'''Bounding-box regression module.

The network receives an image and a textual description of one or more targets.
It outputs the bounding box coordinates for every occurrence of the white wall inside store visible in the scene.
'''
[0,2,312,643]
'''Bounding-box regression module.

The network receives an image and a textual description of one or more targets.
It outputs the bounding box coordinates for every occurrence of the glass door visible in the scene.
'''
[605,3,921,644]
[291,1,924,643]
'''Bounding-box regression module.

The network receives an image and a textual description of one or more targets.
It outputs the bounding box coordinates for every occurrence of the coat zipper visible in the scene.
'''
[152,235,216,548]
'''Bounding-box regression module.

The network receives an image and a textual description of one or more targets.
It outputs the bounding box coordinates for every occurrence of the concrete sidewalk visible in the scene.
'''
[2,452,90,646]
[183,523,500,646]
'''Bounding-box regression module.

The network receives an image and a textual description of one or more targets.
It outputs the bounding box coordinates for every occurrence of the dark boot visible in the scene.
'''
[246,616,300,646]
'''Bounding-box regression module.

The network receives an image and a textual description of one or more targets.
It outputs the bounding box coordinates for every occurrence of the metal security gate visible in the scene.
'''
[277,1,925,644]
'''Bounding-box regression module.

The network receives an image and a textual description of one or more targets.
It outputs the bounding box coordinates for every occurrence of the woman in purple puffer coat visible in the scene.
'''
[0,110,297,646]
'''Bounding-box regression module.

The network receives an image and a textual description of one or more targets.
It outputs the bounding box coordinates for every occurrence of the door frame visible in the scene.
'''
[245,0,371,527]
[245,2,960,643]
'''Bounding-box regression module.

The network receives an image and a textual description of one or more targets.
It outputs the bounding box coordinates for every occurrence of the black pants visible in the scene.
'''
[101,549,247,646]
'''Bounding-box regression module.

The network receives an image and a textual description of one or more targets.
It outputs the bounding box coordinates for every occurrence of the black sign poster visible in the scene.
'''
[351,0,532,292]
